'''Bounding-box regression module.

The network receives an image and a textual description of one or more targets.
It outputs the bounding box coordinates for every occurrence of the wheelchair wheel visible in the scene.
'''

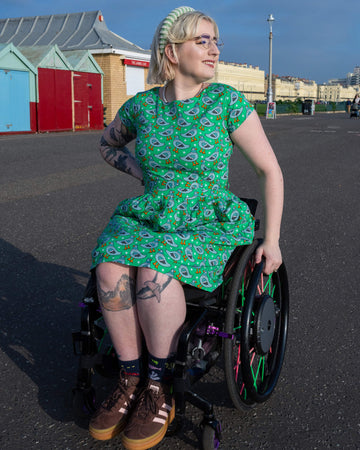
[72,386,96,417]
[201,422,221,450]
[223,239,289,410]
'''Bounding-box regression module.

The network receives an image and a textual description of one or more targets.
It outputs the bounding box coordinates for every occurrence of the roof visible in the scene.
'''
[0,10,150,59]
[18,44,72,70]
[0,42,37,73]
[62,49,104,74]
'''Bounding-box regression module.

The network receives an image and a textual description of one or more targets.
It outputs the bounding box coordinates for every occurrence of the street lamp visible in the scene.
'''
[266,14,276,119]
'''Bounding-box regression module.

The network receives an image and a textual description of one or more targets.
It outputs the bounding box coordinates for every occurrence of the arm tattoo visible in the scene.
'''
[97,274,136,311]
[100,137,134,174]
[137,273,172,303]
[99,113,143,180]
[109,123,134,144]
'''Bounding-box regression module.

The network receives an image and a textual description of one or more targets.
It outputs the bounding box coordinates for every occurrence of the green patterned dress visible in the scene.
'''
[92,83,255,292]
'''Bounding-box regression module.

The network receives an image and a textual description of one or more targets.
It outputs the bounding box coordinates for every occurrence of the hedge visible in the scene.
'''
[254,101,347,116]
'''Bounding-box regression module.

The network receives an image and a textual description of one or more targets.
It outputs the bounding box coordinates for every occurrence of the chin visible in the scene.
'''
[203,71,215,81]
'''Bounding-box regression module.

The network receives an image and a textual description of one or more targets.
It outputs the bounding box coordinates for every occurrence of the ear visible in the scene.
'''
[164,44,178,64]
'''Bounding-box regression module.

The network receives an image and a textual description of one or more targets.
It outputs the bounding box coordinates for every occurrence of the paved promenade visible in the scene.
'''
[0,112,359,449]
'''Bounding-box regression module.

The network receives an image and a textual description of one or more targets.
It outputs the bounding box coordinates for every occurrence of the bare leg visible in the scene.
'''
[136,268,186,357]
[96,262,142,361]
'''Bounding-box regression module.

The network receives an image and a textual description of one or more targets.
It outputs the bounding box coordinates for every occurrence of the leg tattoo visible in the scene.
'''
[97,274,136,311]
[137,273,172,303]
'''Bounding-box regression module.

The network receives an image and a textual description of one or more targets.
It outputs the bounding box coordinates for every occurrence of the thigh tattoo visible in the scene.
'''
[136,272,172,303]
[97,274,136,311]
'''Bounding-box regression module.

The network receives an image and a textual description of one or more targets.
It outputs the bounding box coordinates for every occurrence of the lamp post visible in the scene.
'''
[266,14,276,119]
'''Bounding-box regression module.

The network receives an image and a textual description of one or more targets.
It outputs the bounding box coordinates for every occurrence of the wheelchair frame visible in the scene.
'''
[72,199,289,449]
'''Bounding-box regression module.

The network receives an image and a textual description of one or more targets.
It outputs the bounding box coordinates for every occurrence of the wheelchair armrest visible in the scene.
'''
[183,284,218,305]
[240,198,258,216]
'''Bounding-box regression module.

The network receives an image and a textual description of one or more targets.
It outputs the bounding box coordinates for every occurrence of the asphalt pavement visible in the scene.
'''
[0,112,359,449]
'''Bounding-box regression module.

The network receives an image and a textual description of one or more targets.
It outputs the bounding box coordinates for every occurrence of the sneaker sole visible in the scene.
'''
[122,406,175,450]
[89,419,126,441]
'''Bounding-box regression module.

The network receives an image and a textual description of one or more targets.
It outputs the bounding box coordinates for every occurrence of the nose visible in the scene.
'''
[208,40,220,55]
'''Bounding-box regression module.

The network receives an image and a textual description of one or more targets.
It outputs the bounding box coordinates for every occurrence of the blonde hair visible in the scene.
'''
[147,11,219,85]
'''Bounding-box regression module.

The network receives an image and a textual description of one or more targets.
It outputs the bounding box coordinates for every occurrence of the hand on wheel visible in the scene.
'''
[254,241,282,275]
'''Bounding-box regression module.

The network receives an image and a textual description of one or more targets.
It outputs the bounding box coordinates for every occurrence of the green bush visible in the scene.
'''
[254,103,267,116]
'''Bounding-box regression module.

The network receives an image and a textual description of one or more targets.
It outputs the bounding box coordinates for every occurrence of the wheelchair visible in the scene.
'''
[72,198,289,449]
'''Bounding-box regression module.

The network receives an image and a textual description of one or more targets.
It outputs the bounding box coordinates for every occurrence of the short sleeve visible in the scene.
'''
[226,88,254,134]
[118,97,137,135]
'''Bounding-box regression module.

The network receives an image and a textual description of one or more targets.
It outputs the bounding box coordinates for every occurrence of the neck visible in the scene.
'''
[164,80,205,103]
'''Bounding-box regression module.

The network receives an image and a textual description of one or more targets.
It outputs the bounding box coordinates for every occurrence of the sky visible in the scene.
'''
[1,0,359,83]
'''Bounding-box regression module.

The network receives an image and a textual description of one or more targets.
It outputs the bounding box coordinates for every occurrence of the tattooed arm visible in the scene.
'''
[99,112,143,182]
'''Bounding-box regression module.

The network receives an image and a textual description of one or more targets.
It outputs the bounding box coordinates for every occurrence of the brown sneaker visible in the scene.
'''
[122,379,175,450]
[89,373,140,441]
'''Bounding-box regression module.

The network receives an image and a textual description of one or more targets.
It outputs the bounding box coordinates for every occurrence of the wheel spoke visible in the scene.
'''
[261,356,265,381]
[262,273,273,294]
[254,356,264,385]
[250,351,255,366]
[250,365,257,390]
[234,344,241,381]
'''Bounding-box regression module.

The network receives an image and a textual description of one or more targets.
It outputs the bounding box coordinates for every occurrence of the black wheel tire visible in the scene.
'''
[201,424,221,450]
[224,239,289,409]
[224,241,259,411]
[241,261,289,403]
[72,387,96,418]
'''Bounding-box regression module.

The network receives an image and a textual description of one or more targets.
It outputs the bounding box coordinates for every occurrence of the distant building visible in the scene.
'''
[348,66,360,86]
[213,61,266,102]
[267,75,317,101]
[327,78,347,86]
[328,66,360,87]
[317,83,359,102]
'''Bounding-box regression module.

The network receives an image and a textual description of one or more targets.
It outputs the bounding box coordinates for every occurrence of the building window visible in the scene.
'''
[126,65,144,95]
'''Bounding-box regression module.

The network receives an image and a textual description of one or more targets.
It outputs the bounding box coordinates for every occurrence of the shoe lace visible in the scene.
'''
[102,372,130,410]
[135,386,158,418]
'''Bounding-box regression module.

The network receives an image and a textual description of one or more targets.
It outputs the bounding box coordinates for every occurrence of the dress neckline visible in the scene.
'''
[158,83,211,105]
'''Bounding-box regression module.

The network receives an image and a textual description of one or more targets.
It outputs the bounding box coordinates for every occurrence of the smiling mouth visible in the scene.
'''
[203,60,216,68]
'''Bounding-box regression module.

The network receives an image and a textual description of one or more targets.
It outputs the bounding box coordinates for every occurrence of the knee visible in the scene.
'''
[96,263,136,312]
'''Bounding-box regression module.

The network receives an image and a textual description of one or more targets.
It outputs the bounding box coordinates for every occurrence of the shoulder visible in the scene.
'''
[123,87,159,105]
[119,87,160,115]
[206,82,240,95]
[206,83,252,105]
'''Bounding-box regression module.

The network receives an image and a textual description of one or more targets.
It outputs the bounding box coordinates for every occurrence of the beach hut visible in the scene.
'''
[0,11,151,124]
[63,50,104,130]
[0,43,37,133]
[19,45,73,132]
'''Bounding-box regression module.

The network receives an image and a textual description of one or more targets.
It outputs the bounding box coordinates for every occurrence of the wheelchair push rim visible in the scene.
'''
[224,240,289,409]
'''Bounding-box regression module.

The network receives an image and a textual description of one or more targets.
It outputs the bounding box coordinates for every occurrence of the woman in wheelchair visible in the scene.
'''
[86,7,284,450]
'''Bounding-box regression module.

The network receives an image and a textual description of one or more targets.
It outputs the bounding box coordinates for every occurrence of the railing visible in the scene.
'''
[254,101,347,116]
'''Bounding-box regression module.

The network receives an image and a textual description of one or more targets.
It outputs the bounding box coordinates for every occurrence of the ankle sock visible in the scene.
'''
[148,352,176,384]
[119,358,141,378]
